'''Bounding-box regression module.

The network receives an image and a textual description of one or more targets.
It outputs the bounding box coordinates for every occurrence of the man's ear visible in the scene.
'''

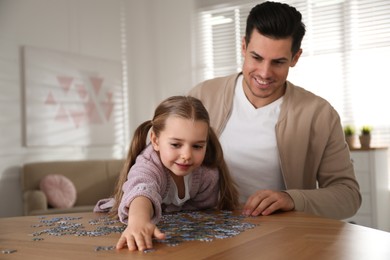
[290,48,302,67]
[150,130,159,151]
[241,36,247,57]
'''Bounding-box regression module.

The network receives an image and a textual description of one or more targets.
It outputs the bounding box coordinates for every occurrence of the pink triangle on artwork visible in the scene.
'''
[100,101,114,121]
[45,91,57,105]
[55,105,69,122]
[84,99,102,124]
[90,77,103,95]
[69,110,84,128]
[106,91,113,101]
[76,84,88,99]
[57,76,74,93]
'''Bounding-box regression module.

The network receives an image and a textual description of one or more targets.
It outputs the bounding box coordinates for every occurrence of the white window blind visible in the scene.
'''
[194,0,390,147]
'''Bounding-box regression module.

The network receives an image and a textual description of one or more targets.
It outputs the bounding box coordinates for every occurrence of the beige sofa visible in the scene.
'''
[21,159,124,216]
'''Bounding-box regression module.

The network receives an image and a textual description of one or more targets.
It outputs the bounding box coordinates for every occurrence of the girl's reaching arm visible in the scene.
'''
[116,196,166,251]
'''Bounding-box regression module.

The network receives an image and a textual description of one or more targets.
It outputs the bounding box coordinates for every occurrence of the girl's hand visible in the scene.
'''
[116,218,166,251]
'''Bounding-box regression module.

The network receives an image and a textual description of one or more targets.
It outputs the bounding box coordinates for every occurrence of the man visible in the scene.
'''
[189,1,361,220]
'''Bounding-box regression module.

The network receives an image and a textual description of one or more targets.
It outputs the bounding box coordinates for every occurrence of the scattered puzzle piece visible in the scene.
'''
[28,210,258,253]
[1,249,17,254]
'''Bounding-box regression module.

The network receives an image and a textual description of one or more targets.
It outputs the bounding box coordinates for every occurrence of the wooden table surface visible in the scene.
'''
[1,211,390,260]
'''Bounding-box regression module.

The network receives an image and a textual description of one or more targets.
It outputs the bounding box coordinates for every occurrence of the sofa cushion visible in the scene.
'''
[39,174,77,209]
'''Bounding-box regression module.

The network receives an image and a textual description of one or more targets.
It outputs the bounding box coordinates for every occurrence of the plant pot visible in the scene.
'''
[345,135,355,149]
[359,135,371,149]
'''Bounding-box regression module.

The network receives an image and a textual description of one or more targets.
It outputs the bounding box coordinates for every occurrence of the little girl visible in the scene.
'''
[94,96,239,251]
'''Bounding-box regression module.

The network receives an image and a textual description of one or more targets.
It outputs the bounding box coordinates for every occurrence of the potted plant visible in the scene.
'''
[343,125,356,149]
[359,125,372,149]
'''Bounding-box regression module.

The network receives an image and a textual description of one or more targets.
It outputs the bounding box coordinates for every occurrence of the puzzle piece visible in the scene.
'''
[28,211,258,253]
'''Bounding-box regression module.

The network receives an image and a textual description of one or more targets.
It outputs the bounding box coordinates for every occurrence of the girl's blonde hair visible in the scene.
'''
[111,96,239,215]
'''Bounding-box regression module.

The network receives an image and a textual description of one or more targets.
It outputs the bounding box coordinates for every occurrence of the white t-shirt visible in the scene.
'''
[220,75,285,203]
[162,174,192,207]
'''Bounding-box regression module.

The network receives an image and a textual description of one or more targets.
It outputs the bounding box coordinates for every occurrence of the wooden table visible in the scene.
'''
[1,211,390,260]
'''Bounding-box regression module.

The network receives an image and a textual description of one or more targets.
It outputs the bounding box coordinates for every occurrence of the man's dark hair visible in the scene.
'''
[245,1,306,56]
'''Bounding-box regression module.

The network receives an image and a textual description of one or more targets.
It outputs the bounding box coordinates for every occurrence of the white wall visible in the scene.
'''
[0,0,194,217]
[124,0,194,127]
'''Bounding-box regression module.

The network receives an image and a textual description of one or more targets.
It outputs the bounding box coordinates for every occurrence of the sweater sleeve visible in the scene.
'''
[117,147,168,224]
[279,85,361,219]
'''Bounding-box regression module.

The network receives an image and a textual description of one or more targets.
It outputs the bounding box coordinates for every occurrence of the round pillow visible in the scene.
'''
[39,174,77,209]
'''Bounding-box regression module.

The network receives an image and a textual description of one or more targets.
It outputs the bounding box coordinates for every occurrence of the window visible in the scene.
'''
[194,0,390,147]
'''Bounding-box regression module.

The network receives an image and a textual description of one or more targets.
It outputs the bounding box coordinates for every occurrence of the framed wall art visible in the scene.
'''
[22,46,124,146]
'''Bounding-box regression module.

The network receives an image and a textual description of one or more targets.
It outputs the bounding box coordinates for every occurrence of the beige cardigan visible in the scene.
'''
[189,73,361,220]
